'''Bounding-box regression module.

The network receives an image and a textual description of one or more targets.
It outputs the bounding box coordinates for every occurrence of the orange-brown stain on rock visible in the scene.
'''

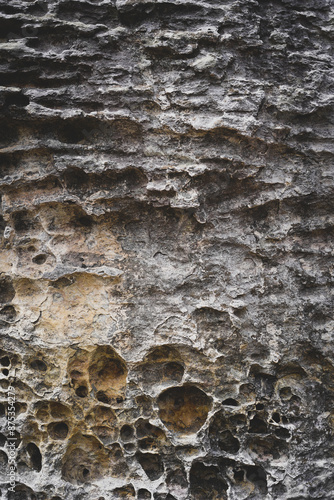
[67,345,128,404]
[157,385,212,434]
[62,433,110,484]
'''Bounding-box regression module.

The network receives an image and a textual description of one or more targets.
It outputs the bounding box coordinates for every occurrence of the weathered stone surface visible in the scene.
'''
[0,0,334,498]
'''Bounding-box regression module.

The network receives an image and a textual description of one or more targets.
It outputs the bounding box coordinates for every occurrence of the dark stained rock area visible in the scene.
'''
[0,0,334,498]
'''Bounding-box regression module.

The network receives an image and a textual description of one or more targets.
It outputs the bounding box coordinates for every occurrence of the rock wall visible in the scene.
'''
[0,0,334,499]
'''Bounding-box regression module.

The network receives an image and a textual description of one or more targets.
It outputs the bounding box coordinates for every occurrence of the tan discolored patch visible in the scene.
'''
[62,433,110,484]
[89,345,128,403]
[37,273,123,342]
[67,345,128,404]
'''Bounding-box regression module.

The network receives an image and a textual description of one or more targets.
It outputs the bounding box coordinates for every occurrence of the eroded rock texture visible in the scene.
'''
[0,0,334,498]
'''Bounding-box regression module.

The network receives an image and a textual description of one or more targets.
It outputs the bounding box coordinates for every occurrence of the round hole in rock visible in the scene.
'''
[88,346,127,403]
[249,416,268,434]
[120,424,134,442]
[190,461,228,499]
[217,430,240,454]
[62,433,110,484]
[157,385,212,434]
[222,398,239,406]
[82,467,90,479]
[50,402,71,420]
[136,451,164,480]
[245,465,267,493]
[0,450,8,465]
[233,307,246,318]
[272,412,280,423]
[76,386,88,398]
[96,391,110,404]
[275,427,291,440]
[256,403,264,410]
[0,432,6,446]
[48,422,69,440]
[279,387,292,400]
[0,277,15,303]
[15,402,27,415]
[113,485,136,498]
[0,305,16,321]
[209,411,241,454]
[32,254,47,265]
[2,369,9,376]
[138,489,151,499]
[234,469,244,482]
[30,359,47,372]
[27,442,42,471]
[8,483,36,500]
[0,356,10,367]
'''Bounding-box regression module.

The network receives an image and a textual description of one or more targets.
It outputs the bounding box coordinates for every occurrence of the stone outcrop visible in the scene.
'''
[0,0,334,498]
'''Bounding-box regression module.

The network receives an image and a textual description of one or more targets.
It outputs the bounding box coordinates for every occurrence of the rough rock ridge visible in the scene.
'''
[0,0,334,499]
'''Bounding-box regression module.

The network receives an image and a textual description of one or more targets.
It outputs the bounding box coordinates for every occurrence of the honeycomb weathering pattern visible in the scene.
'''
[0,0,334,498]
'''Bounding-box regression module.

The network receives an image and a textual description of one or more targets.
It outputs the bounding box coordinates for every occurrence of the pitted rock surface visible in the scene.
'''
[0,0,334,499]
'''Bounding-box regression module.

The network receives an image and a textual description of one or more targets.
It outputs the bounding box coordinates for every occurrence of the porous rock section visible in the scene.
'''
[0,0,333,499]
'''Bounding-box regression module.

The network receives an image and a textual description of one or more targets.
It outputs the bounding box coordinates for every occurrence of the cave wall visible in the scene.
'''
[0,0,334,499]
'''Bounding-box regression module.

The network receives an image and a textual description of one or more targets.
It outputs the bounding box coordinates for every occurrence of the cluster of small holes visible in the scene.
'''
[0,343,304,498]
[76,386,88,398]
[1,356,10,378]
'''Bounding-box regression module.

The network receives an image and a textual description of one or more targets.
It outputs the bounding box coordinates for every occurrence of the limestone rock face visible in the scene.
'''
[0,0,334,499]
